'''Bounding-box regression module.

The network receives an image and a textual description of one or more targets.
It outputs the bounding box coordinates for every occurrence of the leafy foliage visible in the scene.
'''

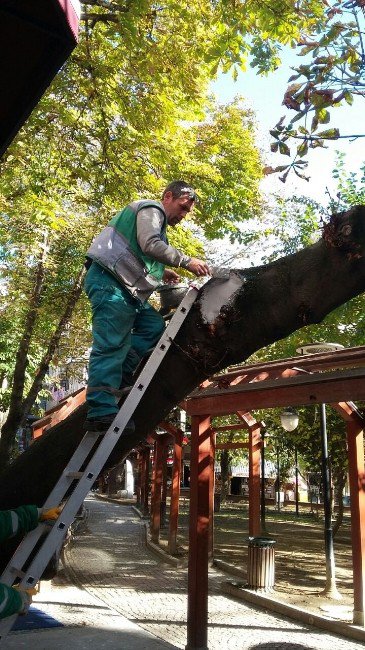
[0,1,269,461]
[268,0,365,178]
[240,162,365,515]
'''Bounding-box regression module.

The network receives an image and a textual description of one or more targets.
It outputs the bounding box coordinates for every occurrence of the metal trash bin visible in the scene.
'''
[247,536,276,590]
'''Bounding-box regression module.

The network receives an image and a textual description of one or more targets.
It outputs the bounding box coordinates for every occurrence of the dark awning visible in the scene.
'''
[0,0,80,158]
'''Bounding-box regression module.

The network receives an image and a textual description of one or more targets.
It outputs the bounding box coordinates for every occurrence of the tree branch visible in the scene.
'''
[81,12,119,23]
[1,205,365,514]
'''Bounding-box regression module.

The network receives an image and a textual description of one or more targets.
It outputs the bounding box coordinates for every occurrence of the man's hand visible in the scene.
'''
[186,258,210,277]
[39,506,62,521]
[163,269,180,284]
[13,587,37,615]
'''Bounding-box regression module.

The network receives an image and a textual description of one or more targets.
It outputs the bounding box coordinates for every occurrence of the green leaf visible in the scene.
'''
[311,115,319,132]
[315,128,340,139]
[297,141,308,157]
[317,108,330,124]
[288,73,301,82]
[279,142,291,156]
[291,110,307,125]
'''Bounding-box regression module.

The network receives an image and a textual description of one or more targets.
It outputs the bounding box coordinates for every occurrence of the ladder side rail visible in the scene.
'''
[0,523,49,584]
[10,287,199,589]
[0,431,99,586]
[41,430,100,510]
[0,614,17,640]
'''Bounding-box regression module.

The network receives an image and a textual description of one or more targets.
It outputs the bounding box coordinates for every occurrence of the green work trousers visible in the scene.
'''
[84,262,165,418]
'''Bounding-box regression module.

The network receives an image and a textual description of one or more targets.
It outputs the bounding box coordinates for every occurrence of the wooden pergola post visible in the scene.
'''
[347,420,365,626]
[236,411,261,537]
[186,414,212,650]
[150,435,164,544]
[140,447,150,517]
[248,421,262,537]
[168,429,183,554]
[161,439,169,528]
[209,428,215,559]
[135,452,142,507]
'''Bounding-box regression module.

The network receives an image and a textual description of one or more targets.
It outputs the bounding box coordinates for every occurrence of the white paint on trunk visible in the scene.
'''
[200,272,242,324]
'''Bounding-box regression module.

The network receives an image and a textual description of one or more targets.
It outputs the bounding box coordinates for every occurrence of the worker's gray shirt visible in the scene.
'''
[137,205,191,268]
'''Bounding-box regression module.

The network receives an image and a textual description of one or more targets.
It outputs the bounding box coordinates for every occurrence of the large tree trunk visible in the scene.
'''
[0,247,48,466]
[1,205,365,522]
[0,267,86,467]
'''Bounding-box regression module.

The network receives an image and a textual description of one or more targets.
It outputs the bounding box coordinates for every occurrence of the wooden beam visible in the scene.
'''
[32,388,86,439]
[211,345,365,383]
[159,420,183,438]
[331,401,364,427]
[185,368,365,416]
[215,442,249,450]
[212,423,247,432]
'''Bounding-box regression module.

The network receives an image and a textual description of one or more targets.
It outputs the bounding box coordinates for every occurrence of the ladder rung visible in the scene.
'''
[10,567,25,578]
[65,471,84,479]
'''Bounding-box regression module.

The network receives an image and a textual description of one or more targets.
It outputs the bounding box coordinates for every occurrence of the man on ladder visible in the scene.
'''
[0,183,208,641]
[84,180,210,433]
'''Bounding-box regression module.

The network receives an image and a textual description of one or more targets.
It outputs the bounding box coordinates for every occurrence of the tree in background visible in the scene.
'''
[2,0,365,469]
[268,0,365,178]
[0,3,264,465]
[239,160,365,537]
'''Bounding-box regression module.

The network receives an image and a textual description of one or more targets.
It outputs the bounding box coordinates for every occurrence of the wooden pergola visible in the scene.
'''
[32,346,365,649]
[178,346,365,650]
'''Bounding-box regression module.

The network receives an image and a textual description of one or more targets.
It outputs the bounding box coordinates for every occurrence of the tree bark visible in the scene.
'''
[1,205,365,522]
[220,449,231,503]
[0,244,48,466]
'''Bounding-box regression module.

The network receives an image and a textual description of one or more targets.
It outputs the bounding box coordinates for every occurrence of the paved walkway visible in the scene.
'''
[4,496,365,649]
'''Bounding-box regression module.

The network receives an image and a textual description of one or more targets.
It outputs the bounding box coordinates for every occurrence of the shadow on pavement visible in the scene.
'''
[250,642,315,650]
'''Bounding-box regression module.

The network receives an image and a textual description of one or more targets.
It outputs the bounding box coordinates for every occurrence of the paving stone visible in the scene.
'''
[62,496,365,650]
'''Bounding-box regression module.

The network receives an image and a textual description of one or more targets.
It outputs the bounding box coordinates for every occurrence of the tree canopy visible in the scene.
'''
[0,1,268,463]
[1,0,365,466]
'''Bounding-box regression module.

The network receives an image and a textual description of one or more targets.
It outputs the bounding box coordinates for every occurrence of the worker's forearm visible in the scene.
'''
[0,505,39,542]
[137,208,191,268]
[0,584,22,619]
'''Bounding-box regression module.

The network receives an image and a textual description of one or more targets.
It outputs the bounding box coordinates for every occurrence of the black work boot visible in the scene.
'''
[84,414,135,434]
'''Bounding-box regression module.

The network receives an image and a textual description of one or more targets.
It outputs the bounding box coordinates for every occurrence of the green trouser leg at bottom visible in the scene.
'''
[84,262,165,418]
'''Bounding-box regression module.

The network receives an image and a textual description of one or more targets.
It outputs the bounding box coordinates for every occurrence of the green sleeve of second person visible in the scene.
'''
[0,583,23,619]
[0,505,39,543]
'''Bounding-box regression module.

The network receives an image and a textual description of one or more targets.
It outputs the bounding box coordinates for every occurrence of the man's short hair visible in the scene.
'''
[162,180,197,201]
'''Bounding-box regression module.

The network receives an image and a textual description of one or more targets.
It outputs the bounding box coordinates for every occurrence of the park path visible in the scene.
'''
[64,495,365,650]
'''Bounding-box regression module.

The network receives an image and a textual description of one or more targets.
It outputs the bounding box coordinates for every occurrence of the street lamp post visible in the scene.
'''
[296,342,343,599]
[280,408,299,514]
[319,402,341,598]
[295,446,299,517]
[276,446,280,512]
